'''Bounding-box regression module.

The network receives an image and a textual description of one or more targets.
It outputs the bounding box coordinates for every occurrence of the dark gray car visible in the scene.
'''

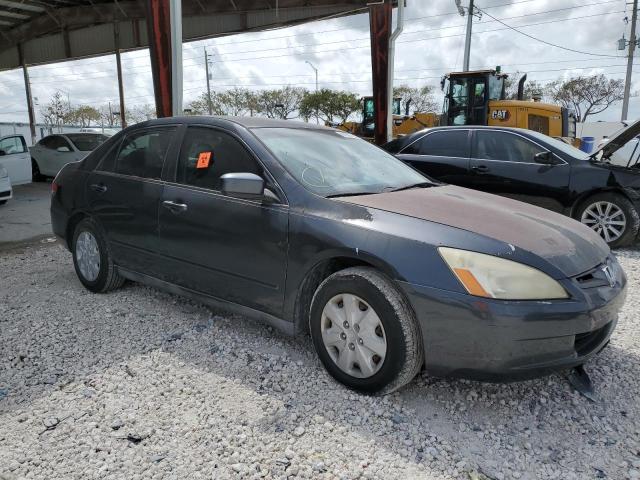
[50,117,626,394]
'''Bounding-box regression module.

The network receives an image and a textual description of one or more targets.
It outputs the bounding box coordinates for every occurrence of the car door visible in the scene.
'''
[0,135,31,185]
[395,129,472,186]
[158,125,289,317]
[86,126,178,276]
[469,129,570,212]
[48,135,79,175]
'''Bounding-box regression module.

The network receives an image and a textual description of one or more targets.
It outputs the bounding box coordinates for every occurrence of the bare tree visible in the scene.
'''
[126,104,157,124]
[504,75,549,101]
[187,93,225,115]
[40,92,68,132]
[393,85,438,115]
[548,74,624,121]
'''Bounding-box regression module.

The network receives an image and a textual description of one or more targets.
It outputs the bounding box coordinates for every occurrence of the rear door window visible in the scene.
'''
[403,130,469,157]
[175,127,261,191]
[473,130,545,162]
[112,128,176,179]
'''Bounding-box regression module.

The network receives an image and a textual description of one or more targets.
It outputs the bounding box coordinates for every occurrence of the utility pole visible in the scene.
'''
[462,0,474,71]
[204,48,212,115]
[622,0,638,121]
[305,60,318,91]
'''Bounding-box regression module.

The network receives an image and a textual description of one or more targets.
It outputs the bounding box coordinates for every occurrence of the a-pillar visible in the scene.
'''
[369,1,392,145]
[145,0,182,118]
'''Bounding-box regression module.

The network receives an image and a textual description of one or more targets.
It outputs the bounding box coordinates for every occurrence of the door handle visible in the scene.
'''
[89,183,107,193]
[162,200,188,213]
[471,165,490,174]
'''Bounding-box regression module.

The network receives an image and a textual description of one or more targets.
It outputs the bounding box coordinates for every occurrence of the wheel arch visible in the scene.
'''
[569,187,635,218]
[65,211,90,250]
[291,251,402,337]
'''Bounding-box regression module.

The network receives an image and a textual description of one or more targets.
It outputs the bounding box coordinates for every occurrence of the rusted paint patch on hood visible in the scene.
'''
[337,186,609,277]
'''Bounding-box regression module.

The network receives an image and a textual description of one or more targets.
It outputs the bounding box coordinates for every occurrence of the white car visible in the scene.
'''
[0,135,32,204]
[30,133,108,179]
[0,164,12,205]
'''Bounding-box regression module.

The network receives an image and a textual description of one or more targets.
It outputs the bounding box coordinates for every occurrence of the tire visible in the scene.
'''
[31,158,45,182]
[309,267,423,395]
[574,192,639,248]
[71,218,124,293]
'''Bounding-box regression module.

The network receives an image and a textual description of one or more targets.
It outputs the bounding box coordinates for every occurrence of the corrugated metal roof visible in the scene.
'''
[0,0,374,71]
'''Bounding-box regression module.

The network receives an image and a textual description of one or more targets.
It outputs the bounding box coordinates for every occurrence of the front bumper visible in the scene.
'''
[398,258,627,381]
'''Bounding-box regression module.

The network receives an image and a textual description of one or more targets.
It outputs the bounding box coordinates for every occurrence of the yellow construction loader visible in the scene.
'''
[442,69,577,141]
[336,68,577,143]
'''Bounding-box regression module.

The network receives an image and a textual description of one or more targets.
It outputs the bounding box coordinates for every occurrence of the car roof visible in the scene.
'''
[137,115,334,131]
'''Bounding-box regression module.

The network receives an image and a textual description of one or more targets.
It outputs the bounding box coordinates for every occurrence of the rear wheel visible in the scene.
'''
[309,267,423,395]
[575,192,639,248]
[31,158,45,182]
[72,218,124,293]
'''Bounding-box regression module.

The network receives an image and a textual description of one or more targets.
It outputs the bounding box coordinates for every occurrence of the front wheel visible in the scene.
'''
[575,192,639,248]
[72,218,124,293]
[309,267,423,395]
[31,158,45,182]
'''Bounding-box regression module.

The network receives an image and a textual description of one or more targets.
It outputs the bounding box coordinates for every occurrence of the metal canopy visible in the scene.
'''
[0,0,372,69]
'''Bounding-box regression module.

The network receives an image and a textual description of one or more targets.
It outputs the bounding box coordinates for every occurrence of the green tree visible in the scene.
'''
[300,89,360,124]
[257,86,307,119]
[66,105,101,127]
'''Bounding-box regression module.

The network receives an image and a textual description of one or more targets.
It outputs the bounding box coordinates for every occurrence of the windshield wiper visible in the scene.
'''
[385,182,434,192]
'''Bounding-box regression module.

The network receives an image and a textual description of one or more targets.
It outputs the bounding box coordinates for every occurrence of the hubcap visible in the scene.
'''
[581,201,627,244]
[76,231,101,282]
[320,293,387,378]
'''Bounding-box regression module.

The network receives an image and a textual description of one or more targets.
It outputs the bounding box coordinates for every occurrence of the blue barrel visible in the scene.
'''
[580,136,595,153]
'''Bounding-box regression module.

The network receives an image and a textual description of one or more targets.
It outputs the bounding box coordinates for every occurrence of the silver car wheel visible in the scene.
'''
[320,293,387,378]
[76,231,101,282]
[581,201,627,244]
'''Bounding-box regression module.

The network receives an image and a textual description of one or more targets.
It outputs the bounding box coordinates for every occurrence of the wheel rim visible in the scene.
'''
[580,201,627,243]
[320,293,387,379]
[76,231,101,282]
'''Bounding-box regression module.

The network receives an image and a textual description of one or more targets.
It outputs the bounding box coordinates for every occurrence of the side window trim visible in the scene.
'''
[471,129,568,165]
[172,124,287,204]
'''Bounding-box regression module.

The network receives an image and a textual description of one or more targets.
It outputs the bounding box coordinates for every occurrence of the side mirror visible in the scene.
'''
[220,172,265,200]
[57,146,71,152]
[534,151,555,165]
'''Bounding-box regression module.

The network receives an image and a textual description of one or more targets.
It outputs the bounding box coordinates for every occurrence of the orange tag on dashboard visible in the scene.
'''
[197,151,212,169]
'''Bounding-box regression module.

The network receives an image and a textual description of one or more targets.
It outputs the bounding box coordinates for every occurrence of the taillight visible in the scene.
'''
[51,180,59,194]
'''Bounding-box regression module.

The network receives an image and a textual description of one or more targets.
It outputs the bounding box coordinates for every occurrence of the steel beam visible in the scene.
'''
[369,0,392,145]
[114,22,127,128]
[146,0,173,117]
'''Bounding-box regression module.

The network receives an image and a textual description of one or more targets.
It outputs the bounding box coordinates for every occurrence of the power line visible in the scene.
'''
[476,4,625,57]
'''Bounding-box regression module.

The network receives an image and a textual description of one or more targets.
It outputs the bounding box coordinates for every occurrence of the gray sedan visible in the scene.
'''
[30,133,108,179]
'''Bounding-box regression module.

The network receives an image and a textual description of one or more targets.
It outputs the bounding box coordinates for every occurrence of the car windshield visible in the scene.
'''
[524,130,591,160]
[66,134,108,152]
[252,127,432,197]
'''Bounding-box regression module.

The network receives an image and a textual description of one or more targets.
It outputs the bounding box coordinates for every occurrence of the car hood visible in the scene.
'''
[592,118,640,159]
[336,186,609,278]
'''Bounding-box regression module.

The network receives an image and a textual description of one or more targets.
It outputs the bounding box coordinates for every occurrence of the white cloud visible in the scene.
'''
[0,0,637,124]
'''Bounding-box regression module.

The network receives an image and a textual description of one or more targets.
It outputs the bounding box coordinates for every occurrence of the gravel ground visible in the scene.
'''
[1,242,639,480]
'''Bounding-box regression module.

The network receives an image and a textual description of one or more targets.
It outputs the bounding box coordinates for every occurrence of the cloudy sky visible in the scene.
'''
[0,0,637,125]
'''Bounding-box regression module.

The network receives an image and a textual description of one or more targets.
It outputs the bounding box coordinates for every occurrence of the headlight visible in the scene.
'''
[0,167,7,178]
[438,247,568,300]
